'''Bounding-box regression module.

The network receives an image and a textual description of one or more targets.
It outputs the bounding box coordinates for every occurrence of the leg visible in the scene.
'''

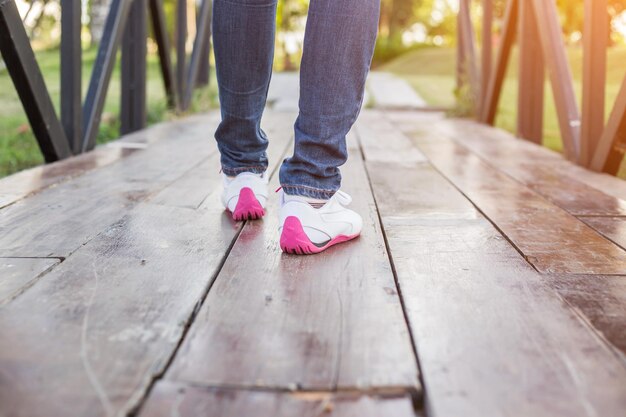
[279,0,380,199]
[212,0,277,176]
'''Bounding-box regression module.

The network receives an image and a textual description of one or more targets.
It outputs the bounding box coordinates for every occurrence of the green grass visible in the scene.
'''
[379,46,626,153]
[0,46,218,178]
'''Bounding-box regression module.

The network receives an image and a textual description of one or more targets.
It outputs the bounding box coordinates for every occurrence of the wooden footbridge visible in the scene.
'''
[2,0,626,416]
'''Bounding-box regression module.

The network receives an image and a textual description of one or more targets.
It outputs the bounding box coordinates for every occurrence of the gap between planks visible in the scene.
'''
[129,131,296,417]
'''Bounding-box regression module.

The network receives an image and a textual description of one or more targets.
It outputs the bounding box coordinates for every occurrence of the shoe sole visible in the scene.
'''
[232,187,265,221]
[280,216,359,255]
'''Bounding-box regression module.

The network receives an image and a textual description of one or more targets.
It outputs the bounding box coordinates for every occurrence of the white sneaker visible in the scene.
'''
[221,172,268,221]
[278,189,362,254]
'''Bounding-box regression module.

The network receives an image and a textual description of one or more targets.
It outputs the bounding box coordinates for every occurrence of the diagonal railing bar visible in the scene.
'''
[81,0,134,152]
[149,0,178,109]
[2,0,213,165]
[480,0,517,124]
[0,0,72,162]
[581,0,608,167]
[182,0,212,110]
[590,78,626,175]
[529,0,580,162]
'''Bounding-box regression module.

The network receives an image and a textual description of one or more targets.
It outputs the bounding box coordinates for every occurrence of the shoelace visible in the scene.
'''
[333,190,352,206]
[275,187,352,206]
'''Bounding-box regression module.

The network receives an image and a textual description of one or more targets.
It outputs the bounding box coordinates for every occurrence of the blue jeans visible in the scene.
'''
[213,0,380,199]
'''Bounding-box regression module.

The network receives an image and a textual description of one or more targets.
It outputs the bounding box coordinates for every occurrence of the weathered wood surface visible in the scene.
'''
[0,117,208,210]
[357,111,626,417]
[429,118,626,216]
[0,119,217,258]
[366,72,428,110]
[140,381,417,417]
[550,274,626,358]
[0,113,293,417]
[164,142,420,392]
[413,136,626,274]
[2,106,626,417]
[0,258,59,304]
[356,111,428,163]
[581,217,626,250]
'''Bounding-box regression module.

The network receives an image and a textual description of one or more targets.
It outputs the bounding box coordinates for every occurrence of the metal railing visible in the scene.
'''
[457,0,626,175]
[0,0,212,163]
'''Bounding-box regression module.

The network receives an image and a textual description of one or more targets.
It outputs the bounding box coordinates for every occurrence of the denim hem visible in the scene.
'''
[281,184,336,200]
[221,165,267,176]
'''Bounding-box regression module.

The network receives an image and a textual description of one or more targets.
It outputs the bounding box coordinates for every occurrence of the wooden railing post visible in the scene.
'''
[480,0,493,116]
[529,0,580,161]
[176,0,188,110]
[121,0,148,135]
[517,0,544,143]
[60,0,82,154]
[581,0,608,166]
[149,0,178,109]
[0,0,72,162]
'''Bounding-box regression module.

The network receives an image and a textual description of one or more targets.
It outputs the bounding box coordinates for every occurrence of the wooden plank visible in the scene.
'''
[0,118,218,258]
[366,72,427,110]
[382,218,626,417]
[418,116,626,204]
[414,135,626,274]
[357,113,626,416]
[0,204,239,417]
[0,258,59,305]
[0,113,294,417]
[581,216,626,250]
[139,381,417,417]
[550,273,626,359]
[0,116,216,210]
[356,111,428,163]
[429,118,626,216]
[164,144,420,391]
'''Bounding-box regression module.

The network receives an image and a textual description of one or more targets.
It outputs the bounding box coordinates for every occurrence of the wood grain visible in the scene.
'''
[164,148,420,392]
[139,381,417,417]
[357,113,626,417]
[0,120,217,258]
[0,116,216,210]
[356,111,428,163]
[581,216,626,250]
[0,112,291,417]
[413,136,626,274]
[430,119,626,216]
[0,257,59,304]
[549,274,626,358]
[0,204,242,417]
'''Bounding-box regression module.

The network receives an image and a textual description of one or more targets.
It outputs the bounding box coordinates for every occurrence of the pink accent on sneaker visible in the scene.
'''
[280,216,359,255]
[232,187,265,221]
